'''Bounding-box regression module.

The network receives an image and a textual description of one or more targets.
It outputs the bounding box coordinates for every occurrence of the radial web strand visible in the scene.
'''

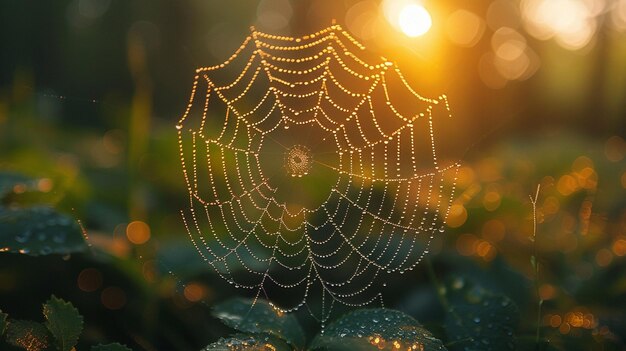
[176,24,460,323]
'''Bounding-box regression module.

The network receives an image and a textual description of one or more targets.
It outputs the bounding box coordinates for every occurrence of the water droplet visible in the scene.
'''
[473,317,481,323]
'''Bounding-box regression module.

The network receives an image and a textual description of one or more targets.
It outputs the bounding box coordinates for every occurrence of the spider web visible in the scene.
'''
[176,24,460,323]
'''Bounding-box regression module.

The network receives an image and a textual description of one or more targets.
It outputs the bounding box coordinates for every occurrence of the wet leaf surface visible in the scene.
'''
[202,333,292,351]
[212,298,305,349]
[444,278,519,351]
[5,320,50,351]
[310,308,447,351]
[0,206,86,256]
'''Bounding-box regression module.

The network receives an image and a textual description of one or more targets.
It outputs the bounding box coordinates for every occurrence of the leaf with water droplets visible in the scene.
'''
[92,343,134,351]
[444,278,519,351]
[310,309,447,351]
[0,206,86,256]
[202,333,292,351]
[0,309,7,336]
[212,298,305,349]
[5,320,50,351]
[43,295,84,351]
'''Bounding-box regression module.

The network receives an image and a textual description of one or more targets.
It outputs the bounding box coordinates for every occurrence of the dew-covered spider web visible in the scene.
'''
[176,24,460,324]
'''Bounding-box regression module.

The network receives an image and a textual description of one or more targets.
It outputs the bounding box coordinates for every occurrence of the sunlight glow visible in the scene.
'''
[383,0,432,37]
[521,0,601,50]
[446,9,485,47]
[398,4,432,37]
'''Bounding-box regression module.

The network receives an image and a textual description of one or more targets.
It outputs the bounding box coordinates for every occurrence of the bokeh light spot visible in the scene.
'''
[184,283,206,302]
[483,191,502,211]
[476,240,496,261]
[37,178,53,193]
[604,135,626,162]
[539,284,557,300]
[446,204,468,228]
[486,0,521,30]
[521,0,598,50]
[612,238,626,256]
[557,174,578,196]
[77,268,103,292]
[549,314,563,328]
[595,248,613,267]
[446,9,485,47]
[611,0,626,31]
[126,220,151,244]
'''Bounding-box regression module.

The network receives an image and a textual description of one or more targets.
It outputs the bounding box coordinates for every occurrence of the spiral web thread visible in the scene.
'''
[176,24,460,323]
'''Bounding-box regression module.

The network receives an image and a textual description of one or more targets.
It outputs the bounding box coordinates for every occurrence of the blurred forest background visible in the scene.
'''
[0,0,625,350]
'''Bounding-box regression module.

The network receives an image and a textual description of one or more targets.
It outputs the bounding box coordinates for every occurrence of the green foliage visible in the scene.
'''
[0,172,87,256]
[43,295,84,351]
[209,300,448,351]
[5,320,50,351]
[212,298,306,349]
[310,309,447,351]
[91,343,134,351]
[0,296,133,351]
[444,278,519,351]
[203,333,292,351]
[0,206,86,256]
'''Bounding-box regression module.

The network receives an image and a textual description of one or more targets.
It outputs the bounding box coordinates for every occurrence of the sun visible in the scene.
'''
[398,3,432,37]
[383,0,432,37]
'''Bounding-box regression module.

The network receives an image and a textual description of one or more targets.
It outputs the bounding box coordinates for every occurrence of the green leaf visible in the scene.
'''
[212,298,305,349]
[43,295,84,351]
[5,320,50,351]
[0,309,7,336]
[92,342,134,351]
[0,206,87,256]
[310,308,447,351]
[444,278,519,351]
[202,333,292,351]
